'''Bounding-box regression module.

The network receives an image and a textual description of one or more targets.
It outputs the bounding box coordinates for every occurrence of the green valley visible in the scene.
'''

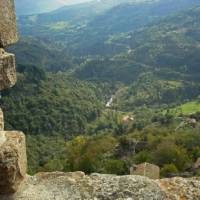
[3,0,200,176]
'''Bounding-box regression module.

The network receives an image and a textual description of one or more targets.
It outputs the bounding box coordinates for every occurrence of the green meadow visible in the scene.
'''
[169,101,200,115]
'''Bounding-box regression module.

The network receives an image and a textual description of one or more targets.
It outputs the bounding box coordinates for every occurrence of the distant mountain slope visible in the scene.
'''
[66,0,200,56]
[88,0,200,33]
[17,0,150,22]
[18,0,200,27]
[17,0,200,57]
[8,37,75,72]
[75,5,200,82]
[73,5,200,109]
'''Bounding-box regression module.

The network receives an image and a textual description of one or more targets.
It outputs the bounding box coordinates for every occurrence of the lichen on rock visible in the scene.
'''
[0,172,167,200]
[0,172,199,200]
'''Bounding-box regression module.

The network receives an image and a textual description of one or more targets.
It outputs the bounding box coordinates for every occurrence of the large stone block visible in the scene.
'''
[0,131,27,194]
[130,162,160,179]
[0,0,18,47]
[0,48,17,90]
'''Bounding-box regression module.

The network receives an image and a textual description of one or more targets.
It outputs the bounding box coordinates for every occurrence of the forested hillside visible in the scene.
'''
[1,70,103,136]
[8,37,76,72]
[18,0,200,55]
[3,0,200,175]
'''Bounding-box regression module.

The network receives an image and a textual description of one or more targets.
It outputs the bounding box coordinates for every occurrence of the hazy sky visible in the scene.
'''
[55,0,94,5]
[15,0,95,15]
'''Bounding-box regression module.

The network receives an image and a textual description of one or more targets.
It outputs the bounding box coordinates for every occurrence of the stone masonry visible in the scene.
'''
[0,0,18,47]
[130,162,160,179]
[0,131,27,194]
[0,0,27,195]
[0,48,17,90]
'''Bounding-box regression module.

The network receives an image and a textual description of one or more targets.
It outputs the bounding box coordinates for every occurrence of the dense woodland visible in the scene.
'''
[2,0,200,176]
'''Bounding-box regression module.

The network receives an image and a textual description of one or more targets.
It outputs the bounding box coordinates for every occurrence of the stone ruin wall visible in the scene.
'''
[130,162,160,179]
[0,0,17,91]
[0,0,27,194]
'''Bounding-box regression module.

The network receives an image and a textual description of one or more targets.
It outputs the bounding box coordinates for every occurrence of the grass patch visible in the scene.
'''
[168,101,200,115]
[47,22,69,30]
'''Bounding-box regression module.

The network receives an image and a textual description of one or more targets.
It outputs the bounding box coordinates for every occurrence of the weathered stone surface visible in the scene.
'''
[130,162,160,179]
[0,0,18,47]
[0,172,199,200]
[0,48,17,90]
[0,108,4,130]
[0,172,166,200]
[0,131,27,194]
[157,177,200,200]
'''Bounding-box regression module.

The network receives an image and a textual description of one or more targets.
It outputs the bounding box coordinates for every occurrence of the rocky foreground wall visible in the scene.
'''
[0,0,17,90]
[0,171,199,200]
[0,0,18,47]
[0,0,26,194]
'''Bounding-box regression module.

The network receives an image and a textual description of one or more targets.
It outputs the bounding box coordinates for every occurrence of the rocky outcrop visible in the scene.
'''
[157,177,200,200]
[0,172,199,200]
[0,0,17,91]
[0,0,27,195]
[0,131,27,194]
[0,48,17,90]
[0,0,18,47]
